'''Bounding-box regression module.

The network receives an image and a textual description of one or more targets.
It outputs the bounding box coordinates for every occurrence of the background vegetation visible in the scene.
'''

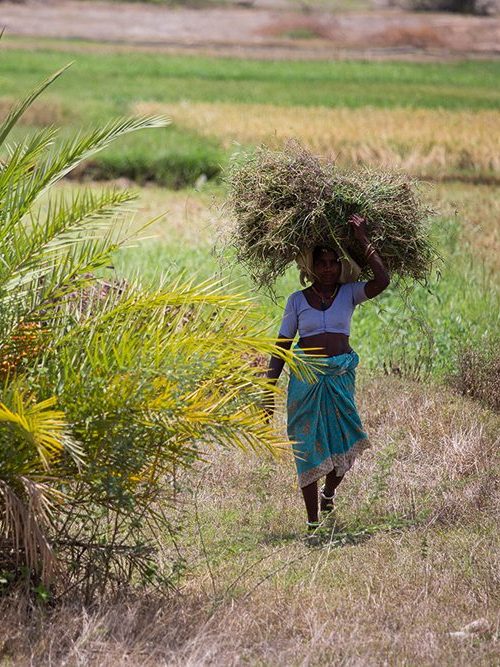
[0,33,498,666]
[1,47,499,186]
[1,45,495,382]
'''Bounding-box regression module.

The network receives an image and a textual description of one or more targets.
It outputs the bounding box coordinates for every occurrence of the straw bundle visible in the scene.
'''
[224,141,437,289]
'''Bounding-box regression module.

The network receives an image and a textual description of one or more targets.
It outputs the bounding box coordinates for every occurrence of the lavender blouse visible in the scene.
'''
[278,282,369,339]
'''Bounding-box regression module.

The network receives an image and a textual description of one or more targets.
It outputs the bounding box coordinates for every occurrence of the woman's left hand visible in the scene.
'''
[348,214,369,241]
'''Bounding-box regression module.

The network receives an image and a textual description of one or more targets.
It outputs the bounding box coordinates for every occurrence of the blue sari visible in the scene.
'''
[287,347,370,488]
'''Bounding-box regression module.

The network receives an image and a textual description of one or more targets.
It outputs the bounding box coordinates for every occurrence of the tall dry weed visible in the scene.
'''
[448,342,500,412]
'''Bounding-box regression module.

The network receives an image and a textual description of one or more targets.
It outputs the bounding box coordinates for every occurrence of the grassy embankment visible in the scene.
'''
[1,43,499,665]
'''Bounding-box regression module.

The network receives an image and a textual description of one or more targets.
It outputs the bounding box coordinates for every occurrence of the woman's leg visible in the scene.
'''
[301,481,319,523]
[323,470,344,497]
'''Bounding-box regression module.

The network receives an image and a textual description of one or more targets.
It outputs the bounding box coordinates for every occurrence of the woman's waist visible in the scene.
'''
[292,342,359,372]
[298,333,352,357]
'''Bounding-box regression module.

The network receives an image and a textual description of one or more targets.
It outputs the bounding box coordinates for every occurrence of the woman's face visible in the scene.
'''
[313,250,341,286]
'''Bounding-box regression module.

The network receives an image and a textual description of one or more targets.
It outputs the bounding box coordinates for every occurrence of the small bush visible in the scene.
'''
[404,0,498,15]
[448,340,500,411]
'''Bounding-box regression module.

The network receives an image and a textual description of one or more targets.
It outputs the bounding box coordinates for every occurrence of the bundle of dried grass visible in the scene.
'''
[224,141,437,289]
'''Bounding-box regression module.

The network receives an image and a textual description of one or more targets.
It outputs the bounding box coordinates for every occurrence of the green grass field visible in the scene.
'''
[10,43,498,382]
[3,47,500,112]
[106,182,498,383]
[53,177,498,386]
[20,37,496,381]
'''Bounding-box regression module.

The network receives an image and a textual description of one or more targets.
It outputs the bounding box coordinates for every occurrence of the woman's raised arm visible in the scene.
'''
[348,214,390,299]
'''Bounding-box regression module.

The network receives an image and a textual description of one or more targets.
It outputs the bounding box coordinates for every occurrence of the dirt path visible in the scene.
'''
[1,0,499,59]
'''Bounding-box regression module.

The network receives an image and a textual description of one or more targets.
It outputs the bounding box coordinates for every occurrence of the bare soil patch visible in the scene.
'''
[1,0,499,59]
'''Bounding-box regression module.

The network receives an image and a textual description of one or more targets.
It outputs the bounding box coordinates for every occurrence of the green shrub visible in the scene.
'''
[0,66,304,600]
[77,127,225,188]
[404,0,497,15]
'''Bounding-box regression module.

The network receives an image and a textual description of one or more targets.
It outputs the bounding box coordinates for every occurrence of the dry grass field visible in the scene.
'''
[3,375,499,665]
[137,102,500,181]
[2,175,499,665]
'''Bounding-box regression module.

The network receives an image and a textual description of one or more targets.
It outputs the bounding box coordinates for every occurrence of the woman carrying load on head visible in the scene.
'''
[265,214,390,533]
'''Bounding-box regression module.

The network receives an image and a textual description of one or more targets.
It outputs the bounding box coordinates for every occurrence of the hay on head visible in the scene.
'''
[223,140,438,290]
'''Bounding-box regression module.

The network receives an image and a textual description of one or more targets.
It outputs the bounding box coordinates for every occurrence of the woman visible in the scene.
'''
[266,214,390,532]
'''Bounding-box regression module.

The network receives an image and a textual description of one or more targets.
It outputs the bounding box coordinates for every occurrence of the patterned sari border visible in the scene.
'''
[297,437,371,488]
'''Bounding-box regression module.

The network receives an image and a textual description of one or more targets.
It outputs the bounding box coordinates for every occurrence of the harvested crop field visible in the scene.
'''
[136,102,500,180]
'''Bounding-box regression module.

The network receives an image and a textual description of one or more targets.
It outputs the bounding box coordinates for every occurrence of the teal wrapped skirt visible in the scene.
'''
[287,348,370,488]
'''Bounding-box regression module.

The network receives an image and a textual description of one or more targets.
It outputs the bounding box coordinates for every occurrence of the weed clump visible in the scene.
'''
[449,341,500,412]
[224,141,438,289]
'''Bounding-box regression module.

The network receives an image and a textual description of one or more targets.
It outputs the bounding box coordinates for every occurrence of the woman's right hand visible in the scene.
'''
[348,213,369,242]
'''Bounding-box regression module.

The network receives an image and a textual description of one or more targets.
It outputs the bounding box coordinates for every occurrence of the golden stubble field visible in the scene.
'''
[136,102,500,181]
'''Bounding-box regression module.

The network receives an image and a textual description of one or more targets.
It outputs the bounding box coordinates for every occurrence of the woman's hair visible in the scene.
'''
[312,246,338,264]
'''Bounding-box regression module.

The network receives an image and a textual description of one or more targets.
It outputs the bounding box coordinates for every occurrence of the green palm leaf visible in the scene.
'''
[0,64,312,593]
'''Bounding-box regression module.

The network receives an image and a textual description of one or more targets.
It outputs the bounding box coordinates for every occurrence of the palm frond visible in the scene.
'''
[0,393,72,470]
[0,188,136,290]
[3,116,169,233]
[29,116,169,205]
[0,127,59,215]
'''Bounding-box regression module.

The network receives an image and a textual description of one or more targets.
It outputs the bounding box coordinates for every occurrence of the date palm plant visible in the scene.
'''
[0,66,307,597]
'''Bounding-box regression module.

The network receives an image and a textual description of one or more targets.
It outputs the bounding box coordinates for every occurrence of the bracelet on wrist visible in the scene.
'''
[364,242,376,256]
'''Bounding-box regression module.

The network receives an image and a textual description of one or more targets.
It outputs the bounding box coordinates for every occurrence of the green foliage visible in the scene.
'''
[0,67,310,598]
[81,127,225,188]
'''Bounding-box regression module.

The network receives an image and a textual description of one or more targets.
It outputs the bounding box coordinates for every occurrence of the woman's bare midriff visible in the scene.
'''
[298,333,353,357]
